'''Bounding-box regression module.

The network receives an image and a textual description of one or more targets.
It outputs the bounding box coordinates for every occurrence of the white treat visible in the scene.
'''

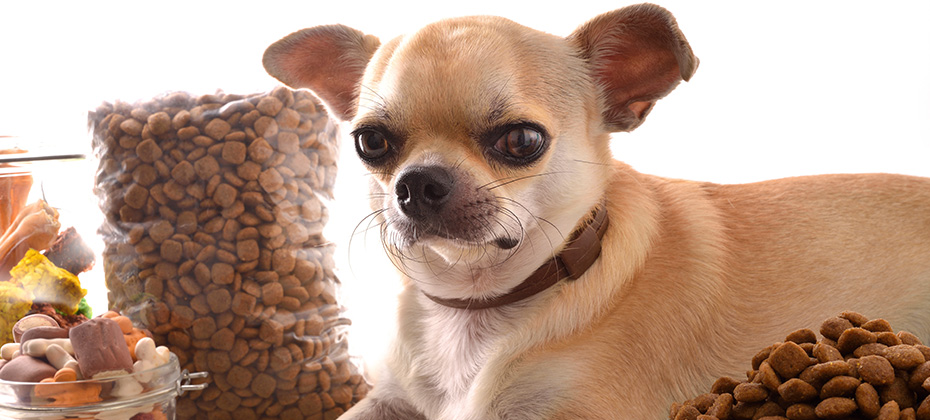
[110,376,143,397]
[20,338,73,357]
[45,343,79,371]
[0,343,19,360]
[132,337,170,382]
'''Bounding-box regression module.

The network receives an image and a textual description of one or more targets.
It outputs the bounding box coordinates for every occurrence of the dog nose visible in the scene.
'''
[395,166,453,217]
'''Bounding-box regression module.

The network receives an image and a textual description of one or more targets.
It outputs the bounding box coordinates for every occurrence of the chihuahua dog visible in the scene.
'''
[263,4,930,419]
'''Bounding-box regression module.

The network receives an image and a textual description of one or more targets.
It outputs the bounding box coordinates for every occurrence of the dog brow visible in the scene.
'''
[486,92,514,127]
[358,101,392,122]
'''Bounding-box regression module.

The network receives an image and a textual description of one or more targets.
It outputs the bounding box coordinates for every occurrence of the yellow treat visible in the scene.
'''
[34,368,102,407]
[0,282,32,344]
[9,249,86,315]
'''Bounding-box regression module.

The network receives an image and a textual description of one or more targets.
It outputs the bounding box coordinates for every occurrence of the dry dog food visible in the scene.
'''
[90,88,369,420]
[670,312,930,420]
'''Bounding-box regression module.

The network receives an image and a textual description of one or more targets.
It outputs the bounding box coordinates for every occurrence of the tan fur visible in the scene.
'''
[264,5,930,419]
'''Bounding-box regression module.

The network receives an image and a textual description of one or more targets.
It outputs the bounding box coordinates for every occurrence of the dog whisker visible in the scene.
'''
[572,158,613,167]
[477,171,572,191]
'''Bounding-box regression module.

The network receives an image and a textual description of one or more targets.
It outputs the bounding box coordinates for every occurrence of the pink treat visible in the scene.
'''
[69,318,133,379]
[0,356,56,382]
[20,326,69,343]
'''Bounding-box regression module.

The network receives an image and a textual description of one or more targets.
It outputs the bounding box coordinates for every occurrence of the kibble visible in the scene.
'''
[90,88,369,419]
[670,312,930,420]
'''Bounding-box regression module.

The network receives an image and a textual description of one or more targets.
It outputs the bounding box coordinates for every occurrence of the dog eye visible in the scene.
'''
[493,127,544,161]
[354,130,390,161]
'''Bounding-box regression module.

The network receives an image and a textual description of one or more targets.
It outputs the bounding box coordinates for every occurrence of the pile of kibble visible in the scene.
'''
[670,312,930,420]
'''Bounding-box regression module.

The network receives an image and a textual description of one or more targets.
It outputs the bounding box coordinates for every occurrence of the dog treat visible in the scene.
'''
[10,249,87,316]
[0,343,19,360]
[0,310,177,419]
[44,343,80,373]
[33,367,103,407]
[69,317,134,379]
[12,313,59,342]
[669,312,930,420]
[44,226,96,276]
[0,200,60,282]
[0,355,57,383]
[21,326,70,343]
[90,88,369,419]
[20,337,74,358]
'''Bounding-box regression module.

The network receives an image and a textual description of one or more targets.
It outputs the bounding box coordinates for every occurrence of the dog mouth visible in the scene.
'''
[389,213,521,251]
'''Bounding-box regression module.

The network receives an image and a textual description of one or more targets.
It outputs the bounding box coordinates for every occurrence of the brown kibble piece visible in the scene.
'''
[885,344,926,370]
[221,141,247,165]
[785,328,817,344]
[120,118,144,136]
[251,373,276,399]
[706,393,733,420]
[248,137,274,163]
[856,382,881,418]
[786,404,817,420]
[899,331,923,346]
[858,355,895,386]
[768,342,812,379]
[674,405,700,420]
[259,168,284,192]
[819,376,859,399]
[757,361,781,391]
[734,382,768,403]
[814,397,857,420]
[778,378,818,403]
[256,96,283,116]
[879,401,902,420]
[863,318,894,333]
[136,138,163,163]
[812,343,843,363]
[839,311,869,327]
[206,288,232,313]
[878,332,904,347]
[711,377,741,395]
[908,362,930,391]
[204,118,232,140]
[821,317,854,341]
[803,360,851,386]
[835,327,877,354]
[147,112,171,135]
[916,397,930,420]
[757,404,786,419]
[171,160,196,185]
[882,377,915,410]
[854,342,888,358]
[752,344,776,371]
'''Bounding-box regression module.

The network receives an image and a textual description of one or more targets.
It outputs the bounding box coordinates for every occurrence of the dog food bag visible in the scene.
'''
[89,87,370,420]
[669,311,930,420]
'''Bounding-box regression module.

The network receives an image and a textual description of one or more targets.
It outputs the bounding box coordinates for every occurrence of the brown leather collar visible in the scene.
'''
[424,201,610,310]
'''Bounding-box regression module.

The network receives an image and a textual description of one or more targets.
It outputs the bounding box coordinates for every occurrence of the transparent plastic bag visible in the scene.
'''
[89,87,369,419]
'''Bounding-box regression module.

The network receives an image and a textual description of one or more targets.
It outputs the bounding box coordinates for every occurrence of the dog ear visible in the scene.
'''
[263,25,380,121]
[568,4,698,132]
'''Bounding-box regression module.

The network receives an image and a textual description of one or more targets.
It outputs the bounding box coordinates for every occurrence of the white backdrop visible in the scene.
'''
[3,0,928,374]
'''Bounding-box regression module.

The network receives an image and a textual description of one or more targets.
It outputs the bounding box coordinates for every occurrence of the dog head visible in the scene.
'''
[264,4,696,301]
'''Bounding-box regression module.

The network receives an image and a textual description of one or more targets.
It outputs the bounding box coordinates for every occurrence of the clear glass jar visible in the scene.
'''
[0,354,206,420]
